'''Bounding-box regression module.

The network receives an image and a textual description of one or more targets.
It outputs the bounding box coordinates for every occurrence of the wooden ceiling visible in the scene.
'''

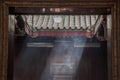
[9,7,111,15]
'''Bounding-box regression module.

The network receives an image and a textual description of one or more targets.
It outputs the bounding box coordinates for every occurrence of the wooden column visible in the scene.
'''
[0,0,3,79]
[118,0,120,79]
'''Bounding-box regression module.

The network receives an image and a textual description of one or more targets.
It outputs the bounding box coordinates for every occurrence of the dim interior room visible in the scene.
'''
[8,7,112,80]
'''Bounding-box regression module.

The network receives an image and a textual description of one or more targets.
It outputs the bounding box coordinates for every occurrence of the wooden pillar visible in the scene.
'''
[118,0,120,79]
[107,14,112,80]
[8,15,16,80]
[0,0,3,79]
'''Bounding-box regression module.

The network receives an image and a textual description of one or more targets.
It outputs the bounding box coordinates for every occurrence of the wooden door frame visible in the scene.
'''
[0,1,118,80]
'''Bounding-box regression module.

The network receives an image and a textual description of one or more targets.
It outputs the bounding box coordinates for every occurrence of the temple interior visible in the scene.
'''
[8,7,112,80]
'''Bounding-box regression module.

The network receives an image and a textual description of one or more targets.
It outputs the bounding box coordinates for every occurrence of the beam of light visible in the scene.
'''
[39,37,87,80]
[13,37,85,79]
